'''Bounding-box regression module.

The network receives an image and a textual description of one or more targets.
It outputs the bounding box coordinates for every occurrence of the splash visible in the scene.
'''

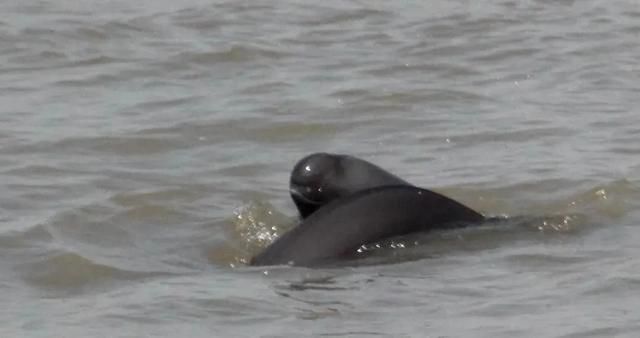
[209,200,294,267]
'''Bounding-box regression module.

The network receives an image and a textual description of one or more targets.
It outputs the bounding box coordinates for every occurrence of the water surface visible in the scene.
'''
[1,0,639,337]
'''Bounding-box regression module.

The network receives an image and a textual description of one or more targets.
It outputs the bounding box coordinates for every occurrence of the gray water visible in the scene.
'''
[1,0,640,337]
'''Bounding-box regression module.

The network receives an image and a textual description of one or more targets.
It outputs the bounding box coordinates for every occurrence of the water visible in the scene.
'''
[1,0,639,336]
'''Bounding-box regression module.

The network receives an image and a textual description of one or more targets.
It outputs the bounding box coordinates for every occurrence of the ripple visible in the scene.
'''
[3,164,75,177]
[0,223,54,249]
[170,7,225,31]
[208,199,293,267]
[8,135,192,156]
[176,45,290,65]
[110,187,206,207]
[505,252,591,267]
[244,121,345,143]
[582,275,640,297]
[17,250,170,291]
[435,126,577,146]
[470,47,541,63]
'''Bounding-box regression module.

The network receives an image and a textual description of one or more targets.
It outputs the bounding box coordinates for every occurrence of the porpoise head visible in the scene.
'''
[289,152,410,218]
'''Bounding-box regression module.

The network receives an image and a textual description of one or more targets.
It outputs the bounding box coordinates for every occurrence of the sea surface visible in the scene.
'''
[1,0,639,337]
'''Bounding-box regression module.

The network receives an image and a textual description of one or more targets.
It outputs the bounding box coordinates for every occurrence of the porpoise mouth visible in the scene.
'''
[289,184,322,205]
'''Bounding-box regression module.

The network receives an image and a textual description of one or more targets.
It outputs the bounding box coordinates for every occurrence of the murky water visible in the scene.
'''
[1,0,639,337]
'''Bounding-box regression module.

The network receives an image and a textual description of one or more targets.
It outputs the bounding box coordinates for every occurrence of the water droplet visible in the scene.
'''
[595,189,607,199]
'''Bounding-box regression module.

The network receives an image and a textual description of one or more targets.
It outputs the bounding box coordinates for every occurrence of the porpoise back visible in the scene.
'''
[251,185,484,266]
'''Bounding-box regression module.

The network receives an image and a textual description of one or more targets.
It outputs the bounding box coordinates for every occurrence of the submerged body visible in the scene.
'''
[250,185,485,267]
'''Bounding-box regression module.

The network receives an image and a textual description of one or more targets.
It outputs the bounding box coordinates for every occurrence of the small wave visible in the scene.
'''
[110,187,206,207]
[210,200,293,267]
[2,164,71,179]
[439,126,577,147]
[8,135,193,157]
[220,179,639,267]
[560,179,640,220]
[169,6,225,31]
[129,95,203,112]
[238,81,293,96]
[175,45,290,65]
[505,252,592,267]
[0,223,54,249]
[118,204,191,223]
[457,179,640,224]
[17,250,171,291]
[290,7,389,26]
[469,47,542,63]
[243,121,344,144]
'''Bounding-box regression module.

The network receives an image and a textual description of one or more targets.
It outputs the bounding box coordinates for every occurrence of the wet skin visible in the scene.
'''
[251,185,484,267]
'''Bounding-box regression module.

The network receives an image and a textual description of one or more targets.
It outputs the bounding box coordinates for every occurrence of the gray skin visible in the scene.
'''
[289,153,483,220]
[289,153,411,218]
[249,153,486,267]
[250,185,485,267]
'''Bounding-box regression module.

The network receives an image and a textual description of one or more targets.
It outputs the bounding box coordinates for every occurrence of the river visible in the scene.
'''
[1,0,639,337]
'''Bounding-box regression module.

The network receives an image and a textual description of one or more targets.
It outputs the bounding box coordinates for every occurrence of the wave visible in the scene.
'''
[218,179,640,266]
